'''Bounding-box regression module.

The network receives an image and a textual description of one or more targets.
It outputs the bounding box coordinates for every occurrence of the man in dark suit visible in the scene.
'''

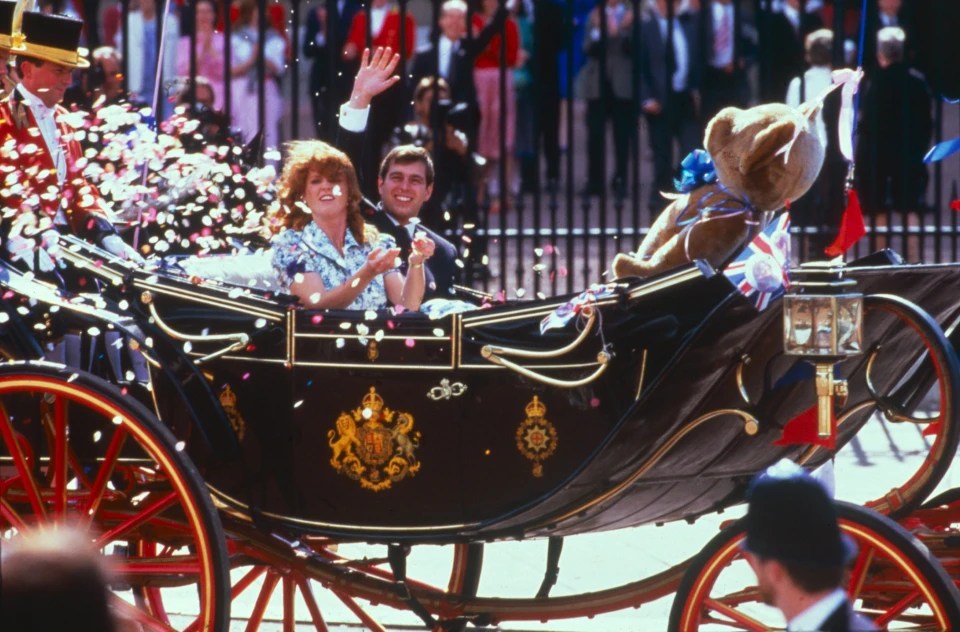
[693,0,755,123]
[303,0,361,140]
[366,145,461,298]
[576,0,634,197]
[638,0,702,210]
[742,460,877,632]
[856,26,932,257]
[339,49,461,299]
[760,0,822,102]
[410,0,509,140]
[525,0,565,187]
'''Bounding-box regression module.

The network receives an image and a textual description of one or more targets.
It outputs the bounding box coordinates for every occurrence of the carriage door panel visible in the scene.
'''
[288,310,469,528]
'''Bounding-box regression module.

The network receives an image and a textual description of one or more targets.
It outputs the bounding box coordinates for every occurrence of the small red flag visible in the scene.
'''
[774,405,836,450]
[824,189,866,257]
[950,199,960,212]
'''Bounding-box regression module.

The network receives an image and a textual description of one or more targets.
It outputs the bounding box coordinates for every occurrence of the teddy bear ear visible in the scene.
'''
[704,108,738,156]
[738,118,798,175]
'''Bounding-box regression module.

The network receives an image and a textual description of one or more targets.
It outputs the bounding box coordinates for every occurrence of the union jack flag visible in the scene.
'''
[723,213,791,311]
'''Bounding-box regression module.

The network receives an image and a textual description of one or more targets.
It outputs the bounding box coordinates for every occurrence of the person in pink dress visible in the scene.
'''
[176,0,226,111]
[230,0,286,148]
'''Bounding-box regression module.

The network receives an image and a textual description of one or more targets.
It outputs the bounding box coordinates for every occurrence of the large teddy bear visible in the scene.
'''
[612,102,825,279]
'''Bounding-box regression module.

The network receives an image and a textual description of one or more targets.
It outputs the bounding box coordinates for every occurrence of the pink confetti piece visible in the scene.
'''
[405,338,415,348]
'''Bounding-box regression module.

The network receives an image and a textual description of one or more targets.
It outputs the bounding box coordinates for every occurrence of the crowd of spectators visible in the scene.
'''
[26,0,942,234]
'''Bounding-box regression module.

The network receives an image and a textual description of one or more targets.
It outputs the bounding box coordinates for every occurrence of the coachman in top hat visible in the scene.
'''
[0,11,139,273]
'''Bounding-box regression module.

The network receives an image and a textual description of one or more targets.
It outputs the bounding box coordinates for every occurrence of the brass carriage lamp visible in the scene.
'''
[782,262,863,439]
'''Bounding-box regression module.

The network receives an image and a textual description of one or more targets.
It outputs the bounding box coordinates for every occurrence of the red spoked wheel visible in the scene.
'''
[215,530,485,631]
[209,522,691,630]
[800,295,960,519]
[0,361,230,632]
[668,501,960,631]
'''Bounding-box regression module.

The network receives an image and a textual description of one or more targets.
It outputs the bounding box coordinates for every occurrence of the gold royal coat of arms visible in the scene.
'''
[328,387,421,492]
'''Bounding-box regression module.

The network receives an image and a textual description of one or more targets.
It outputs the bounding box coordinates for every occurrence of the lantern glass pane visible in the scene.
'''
[836,294,863,355]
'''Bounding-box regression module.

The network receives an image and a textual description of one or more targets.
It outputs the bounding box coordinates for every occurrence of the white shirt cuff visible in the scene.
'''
[338,103,370,132]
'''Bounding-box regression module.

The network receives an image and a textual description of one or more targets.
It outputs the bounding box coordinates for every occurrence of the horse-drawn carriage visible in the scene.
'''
[2,235,960,630]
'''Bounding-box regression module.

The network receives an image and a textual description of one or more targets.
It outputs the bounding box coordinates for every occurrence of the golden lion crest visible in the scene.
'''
[328,387,421,492]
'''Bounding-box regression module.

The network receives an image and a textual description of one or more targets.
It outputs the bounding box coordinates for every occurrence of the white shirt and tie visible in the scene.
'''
[781,3,800,33]
[16,84,67,186]
[438,36,457,80]
[15,84,71,226]
[656,15,689,93]
[711,2,735,69]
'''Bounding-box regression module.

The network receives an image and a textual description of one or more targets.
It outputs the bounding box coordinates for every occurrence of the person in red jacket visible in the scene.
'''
[472,0,520,211]
[342,0,415,196]
[0,11,139,275]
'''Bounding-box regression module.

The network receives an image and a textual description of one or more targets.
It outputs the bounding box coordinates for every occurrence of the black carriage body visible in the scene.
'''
[4,246,959,543]
[135,261,744,541]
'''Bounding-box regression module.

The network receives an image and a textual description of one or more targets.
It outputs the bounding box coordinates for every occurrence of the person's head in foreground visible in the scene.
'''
[742,459,859,627]
[0,528,118,631]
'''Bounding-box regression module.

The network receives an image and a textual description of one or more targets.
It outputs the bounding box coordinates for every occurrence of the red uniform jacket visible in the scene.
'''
[346,9,415,59]
[0,88,112,240]
[472,13,519,69]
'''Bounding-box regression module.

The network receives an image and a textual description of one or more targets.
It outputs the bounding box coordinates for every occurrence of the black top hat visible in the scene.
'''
[0,1,18,51]
[742,460,856,567]
[19,11,89,68]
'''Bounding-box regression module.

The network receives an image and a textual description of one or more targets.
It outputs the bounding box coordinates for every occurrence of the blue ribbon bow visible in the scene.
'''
[674,149,718,193]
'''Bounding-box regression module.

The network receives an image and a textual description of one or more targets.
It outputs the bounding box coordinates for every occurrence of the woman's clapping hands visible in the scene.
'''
[363,246,402,277]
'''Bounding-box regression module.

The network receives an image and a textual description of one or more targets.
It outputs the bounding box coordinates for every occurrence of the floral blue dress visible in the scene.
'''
[271,222,399,310]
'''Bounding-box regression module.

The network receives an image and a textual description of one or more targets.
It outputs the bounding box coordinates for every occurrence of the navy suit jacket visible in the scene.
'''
[638,14,702,104]
[338,125,462,300]
[364,207,460,299]
[818,598,879,632]
[409,5,508,127]
[303,0,361,98]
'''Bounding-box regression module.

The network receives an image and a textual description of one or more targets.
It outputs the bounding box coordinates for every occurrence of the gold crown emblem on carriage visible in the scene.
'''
[329,386,421,492]
[362,387,385,415]
[525,396,547,418]
[516,396,557,478]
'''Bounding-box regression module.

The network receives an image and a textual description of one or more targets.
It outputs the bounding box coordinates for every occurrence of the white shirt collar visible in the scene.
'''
[17,83,56,120]
[781,4,800,31]
[788,588,847,632]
